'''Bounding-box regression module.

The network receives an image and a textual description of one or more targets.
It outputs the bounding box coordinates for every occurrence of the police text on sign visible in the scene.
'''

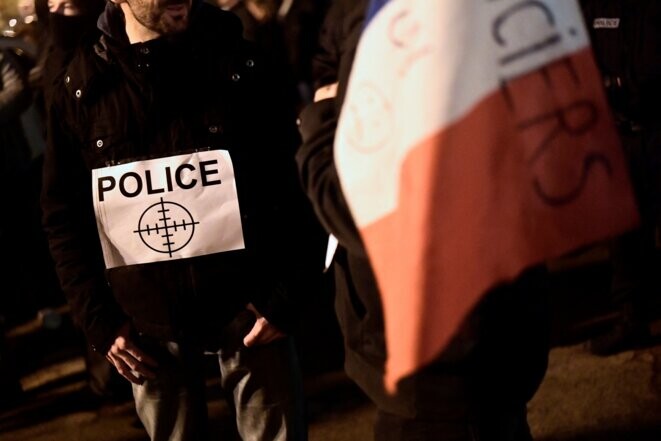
[92,150,245,269]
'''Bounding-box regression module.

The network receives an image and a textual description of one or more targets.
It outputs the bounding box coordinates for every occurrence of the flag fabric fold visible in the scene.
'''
[334,0,639,391]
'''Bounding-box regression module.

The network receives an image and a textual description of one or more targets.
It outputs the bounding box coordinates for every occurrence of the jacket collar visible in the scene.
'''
[63,1,241,104]
[96,0,206,46]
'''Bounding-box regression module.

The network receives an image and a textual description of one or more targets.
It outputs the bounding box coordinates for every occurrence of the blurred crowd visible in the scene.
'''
[1,1,661,440]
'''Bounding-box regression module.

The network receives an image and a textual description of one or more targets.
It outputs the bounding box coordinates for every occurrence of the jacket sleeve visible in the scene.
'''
[295,99,367,257]
[41,96,126,353]
[294,0,368,257]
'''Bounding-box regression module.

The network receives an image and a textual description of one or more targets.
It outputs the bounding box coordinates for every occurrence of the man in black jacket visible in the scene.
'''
[296,1,551,439]
[579,0,661,355]
[41,0,309,439]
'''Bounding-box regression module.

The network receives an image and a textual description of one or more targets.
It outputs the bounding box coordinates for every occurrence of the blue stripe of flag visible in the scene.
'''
[365,0,391,27]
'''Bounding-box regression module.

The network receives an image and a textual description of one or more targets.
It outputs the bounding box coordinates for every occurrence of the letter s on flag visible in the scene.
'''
[334,0,639,392]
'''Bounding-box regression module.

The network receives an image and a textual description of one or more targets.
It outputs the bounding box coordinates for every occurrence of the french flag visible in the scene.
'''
[334,0,639,391]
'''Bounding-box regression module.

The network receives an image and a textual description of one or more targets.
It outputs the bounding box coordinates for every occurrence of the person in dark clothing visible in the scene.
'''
[41,0,310,439]
[0,44,33,410]
[1,46,33,320]
[37,0,134,404]
[212,0,332,112]
[210,0,302,119]
[212,0,276,45]
[295,1,551,439]
[275,0,331,109]
[40,0,106,106]
[210,0,340,377]
[579,0,661,355]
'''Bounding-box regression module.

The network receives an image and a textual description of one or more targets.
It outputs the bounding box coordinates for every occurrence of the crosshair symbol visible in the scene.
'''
[133,197,200,257]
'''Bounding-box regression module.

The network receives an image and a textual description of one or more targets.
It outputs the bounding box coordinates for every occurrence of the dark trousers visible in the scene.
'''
[609,225,656,322]
[372,267,550,441]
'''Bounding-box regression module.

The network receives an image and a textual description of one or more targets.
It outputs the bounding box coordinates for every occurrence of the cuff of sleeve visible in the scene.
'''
[298,99,337,143]
[85,309,128,354]
[251,282,297,335]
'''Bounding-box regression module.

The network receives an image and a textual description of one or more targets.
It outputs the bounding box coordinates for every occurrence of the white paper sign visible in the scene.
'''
[92,150,245,268]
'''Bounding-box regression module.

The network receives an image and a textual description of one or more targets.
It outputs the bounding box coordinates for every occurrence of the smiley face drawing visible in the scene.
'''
[344,82,392,154]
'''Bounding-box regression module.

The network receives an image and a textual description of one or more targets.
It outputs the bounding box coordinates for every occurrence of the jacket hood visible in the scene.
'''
[97,0,205,44]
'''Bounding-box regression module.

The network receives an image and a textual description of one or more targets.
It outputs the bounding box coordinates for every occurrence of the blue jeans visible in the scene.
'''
[131,312,307,441]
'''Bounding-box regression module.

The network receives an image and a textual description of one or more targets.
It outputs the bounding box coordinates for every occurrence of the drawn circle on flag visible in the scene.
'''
[345,82,392,153]
[134,198,200,257]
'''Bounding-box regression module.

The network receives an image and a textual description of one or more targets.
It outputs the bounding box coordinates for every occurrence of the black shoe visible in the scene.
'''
[587,322,650,356]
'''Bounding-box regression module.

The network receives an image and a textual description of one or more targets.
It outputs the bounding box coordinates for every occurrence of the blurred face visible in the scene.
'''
[17,0,35,18]
[124,0,192,36]
[47,0,81,16]
[215,0,239,9]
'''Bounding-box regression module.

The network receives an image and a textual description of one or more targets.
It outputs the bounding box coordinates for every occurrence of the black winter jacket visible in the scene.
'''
[41,1,307,353]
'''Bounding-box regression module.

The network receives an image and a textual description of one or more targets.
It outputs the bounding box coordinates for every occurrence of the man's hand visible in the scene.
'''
[243,303,286,347]
[106,322,158,385]
[314,82,338,102]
